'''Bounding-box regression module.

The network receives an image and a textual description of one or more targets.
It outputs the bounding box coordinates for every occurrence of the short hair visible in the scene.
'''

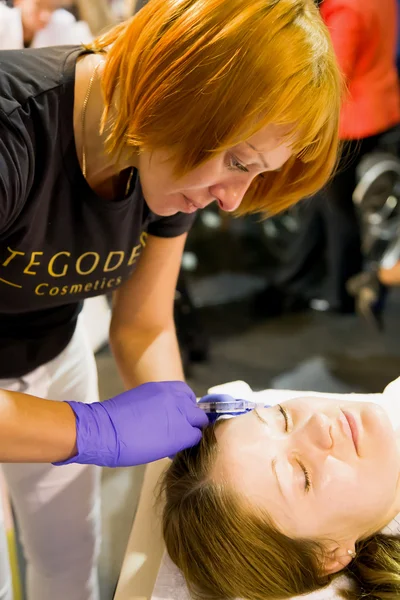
[87,0,342,216]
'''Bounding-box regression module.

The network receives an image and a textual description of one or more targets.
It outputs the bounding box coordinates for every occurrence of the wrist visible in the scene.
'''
[54,400,118,467]
[53,402,79,462]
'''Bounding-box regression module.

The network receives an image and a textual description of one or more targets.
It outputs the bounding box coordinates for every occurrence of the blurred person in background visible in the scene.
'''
[0,0,93,49]
[270,0,400,315]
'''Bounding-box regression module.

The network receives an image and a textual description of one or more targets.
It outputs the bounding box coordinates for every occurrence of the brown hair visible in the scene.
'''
[86,0,342,216]
[161,423,400,600]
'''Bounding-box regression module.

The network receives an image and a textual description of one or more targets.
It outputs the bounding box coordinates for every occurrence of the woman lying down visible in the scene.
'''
[161,379,400,600]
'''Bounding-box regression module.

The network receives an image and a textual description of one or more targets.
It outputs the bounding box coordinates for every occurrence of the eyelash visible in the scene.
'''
[227,154,269,180]
[301,464,312,492]
[278,404,289,431]
[228,154,249,173]
[278,405,311,493]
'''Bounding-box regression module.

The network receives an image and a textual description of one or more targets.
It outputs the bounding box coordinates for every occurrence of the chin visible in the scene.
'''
[152,206,180,217]
[145,196,181,217]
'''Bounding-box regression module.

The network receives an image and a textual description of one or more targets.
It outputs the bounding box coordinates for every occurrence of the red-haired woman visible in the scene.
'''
[0,0,341,597]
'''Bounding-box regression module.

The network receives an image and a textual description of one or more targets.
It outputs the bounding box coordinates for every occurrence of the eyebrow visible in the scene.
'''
[246,142,270,170]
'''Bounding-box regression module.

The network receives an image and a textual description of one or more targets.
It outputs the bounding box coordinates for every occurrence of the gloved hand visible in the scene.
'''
[54,381,209,468]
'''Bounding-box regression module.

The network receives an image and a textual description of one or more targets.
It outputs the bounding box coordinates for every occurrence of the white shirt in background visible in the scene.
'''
[0,3,93,50]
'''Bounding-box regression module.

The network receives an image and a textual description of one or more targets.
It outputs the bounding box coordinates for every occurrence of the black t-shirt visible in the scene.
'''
[0,46,196,378]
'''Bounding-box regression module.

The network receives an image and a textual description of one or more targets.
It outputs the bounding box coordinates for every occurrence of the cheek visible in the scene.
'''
[139,151,225,193]
[175,154,226,190]
[321,461,361,503]
[362,404,397,457]
[176,165,221,190]
[321,458,393,519]
[138,165,178,210]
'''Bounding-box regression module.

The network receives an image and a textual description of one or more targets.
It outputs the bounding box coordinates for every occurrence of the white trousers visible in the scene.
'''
[0,321,101,600]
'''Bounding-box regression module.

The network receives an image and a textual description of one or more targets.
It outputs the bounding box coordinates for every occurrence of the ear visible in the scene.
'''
[322,543,355,575]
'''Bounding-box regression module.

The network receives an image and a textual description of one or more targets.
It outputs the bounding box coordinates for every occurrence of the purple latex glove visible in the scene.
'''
[54,381,209,468]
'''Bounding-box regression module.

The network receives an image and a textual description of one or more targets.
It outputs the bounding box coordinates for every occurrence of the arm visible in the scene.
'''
[0,108,204,466]
[110,233,187,388]
[321,4,364,82]
[0,108,77,463]
[0,381,208,467]
[0,389,77,463]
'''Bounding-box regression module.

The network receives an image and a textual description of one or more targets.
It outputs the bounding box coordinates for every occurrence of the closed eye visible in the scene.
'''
[278,404,289,432]
[279,405,311,492]
[298,460,312,493]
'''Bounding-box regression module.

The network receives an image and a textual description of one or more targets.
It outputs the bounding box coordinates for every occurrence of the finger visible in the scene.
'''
[186,404,210,428]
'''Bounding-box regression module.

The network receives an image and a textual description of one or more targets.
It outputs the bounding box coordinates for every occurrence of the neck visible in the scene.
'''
[73,53,137,194]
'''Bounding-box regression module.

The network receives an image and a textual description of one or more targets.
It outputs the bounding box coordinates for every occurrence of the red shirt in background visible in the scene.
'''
[320,0,400,139]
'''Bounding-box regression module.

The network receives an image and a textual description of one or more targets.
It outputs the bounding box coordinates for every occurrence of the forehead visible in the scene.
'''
[241,123,294,154]
[214,413,271,484]
[212,411,294,523]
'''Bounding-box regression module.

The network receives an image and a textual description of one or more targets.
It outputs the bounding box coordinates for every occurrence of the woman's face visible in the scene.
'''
[213,397,400,549]
[137,124,293,216]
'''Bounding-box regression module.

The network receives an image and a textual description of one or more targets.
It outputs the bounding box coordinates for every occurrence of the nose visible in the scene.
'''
[304,413,333,451]
[210,180,250,212]
[278,412,333,469]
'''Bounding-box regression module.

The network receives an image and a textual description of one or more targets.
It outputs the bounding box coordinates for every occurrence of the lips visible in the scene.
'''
[342,410,359,454]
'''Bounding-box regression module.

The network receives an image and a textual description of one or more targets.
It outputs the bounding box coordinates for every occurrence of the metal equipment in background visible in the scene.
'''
[348,127,400,327]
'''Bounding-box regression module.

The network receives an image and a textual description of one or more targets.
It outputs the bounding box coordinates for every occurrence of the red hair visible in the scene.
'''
[88,0,342,216]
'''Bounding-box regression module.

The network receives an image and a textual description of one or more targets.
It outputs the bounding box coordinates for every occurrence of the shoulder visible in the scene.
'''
[0,108,34,233]
[0,46,82,118]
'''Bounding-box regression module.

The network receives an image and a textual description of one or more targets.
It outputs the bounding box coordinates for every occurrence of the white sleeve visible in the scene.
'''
[31,9,93,48]
[0,5,23,50]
